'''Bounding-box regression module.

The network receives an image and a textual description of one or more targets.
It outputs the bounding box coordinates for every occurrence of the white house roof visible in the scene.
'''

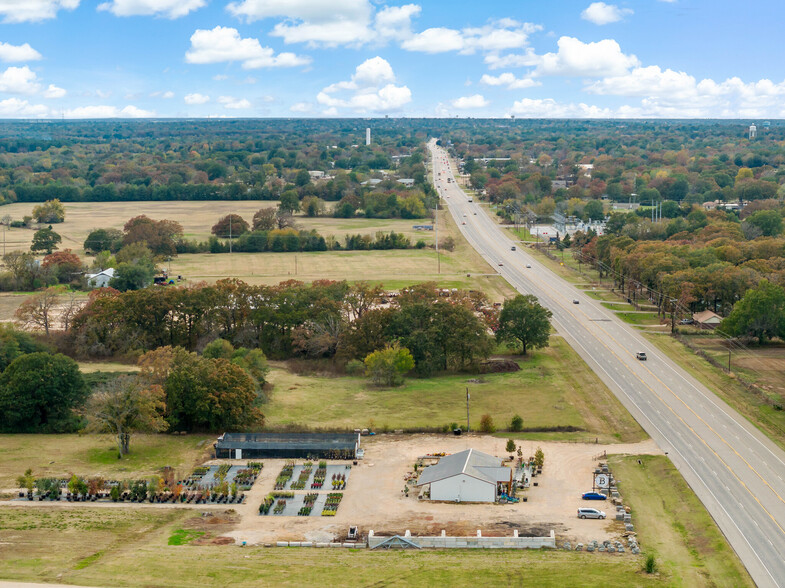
[86,268,115,279]
[415,449,510,486]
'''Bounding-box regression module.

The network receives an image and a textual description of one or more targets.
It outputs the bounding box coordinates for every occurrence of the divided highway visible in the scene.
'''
[429,140,785,587]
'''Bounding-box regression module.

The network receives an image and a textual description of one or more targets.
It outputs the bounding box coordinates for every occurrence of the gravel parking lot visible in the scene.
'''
[227,434,662,545]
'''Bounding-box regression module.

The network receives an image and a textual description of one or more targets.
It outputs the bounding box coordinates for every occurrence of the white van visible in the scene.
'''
[577,508,606,519]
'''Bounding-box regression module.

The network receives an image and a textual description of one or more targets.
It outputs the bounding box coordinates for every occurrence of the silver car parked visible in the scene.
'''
[577,508,606,519]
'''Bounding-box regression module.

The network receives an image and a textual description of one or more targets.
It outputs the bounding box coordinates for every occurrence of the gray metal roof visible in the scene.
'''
[415,449,510,486]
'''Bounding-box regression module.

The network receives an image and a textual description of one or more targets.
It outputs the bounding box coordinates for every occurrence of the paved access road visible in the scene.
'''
[429,140,785,588]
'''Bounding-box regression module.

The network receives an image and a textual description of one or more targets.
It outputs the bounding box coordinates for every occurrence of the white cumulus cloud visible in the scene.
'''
[0,66,41,94]
[0,97,48,117]
[402,19,541,55]
[509,98,614,118]
[186,26,311,69]
[63,104,154,118]
[184,93,210,104]
[0,42,42,62]
[451,94,489,109]
[534,36,639,77]
[43,84,66,98]
[317,56,411,113]
[218,95,252,109]
[290,102,313,112]
[97,0,205,18]
[0,0,79,23]
[227,0,373,46]
[581,2,632,25]
[480,72,540,89]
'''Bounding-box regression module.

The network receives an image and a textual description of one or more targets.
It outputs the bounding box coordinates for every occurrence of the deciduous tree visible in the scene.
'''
[496,294,552,355]
[85,375,168,458]
[0,352,87,433]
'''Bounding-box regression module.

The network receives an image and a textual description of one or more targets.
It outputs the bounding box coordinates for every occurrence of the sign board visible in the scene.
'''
[594,473,609,489]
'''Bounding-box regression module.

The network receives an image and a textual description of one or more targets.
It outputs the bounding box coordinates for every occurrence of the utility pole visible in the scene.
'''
[466,387,470,433]
[435,205,440,274]
[229,213,233,254]
[670,298,677,334]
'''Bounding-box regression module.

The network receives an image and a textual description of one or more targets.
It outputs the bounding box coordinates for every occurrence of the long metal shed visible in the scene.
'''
[214,432,360,460]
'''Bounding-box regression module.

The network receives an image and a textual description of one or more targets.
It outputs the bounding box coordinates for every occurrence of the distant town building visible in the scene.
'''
[308,170,325,180]
[397,178,415,187]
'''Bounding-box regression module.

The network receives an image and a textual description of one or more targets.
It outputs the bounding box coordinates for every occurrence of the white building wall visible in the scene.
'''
[430,474,495,502]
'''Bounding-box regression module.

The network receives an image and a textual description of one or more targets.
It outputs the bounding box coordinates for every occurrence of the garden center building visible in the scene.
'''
[415,449,512,502]
[214,432,360,460]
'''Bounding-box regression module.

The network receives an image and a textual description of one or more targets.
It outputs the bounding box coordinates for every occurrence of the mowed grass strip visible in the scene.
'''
[609,455,753,587]
[0,506,660,587]
[264,336,645,443]
[0,433,213,489]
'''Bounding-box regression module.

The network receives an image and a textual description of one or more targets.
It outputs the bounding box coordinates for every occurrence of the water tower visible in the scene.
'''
[749,124,757,140]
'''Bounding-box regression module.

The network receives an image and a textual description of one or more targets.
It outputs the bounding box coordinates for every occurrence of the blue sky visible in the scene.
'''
[0,0,782,118]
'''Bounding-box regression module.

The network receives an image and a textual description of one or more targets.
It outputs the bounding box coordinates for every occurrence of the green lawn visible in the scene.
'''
[610,455,753,587]
[264,336,645,443]
[615,312,661,326]
[0,433,214,489]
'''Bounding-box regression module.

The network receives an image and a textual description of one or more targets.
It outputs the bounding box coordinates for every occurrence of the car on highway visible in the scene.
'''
[581,492,607,501]
[636,352,647,361]
[577,508,605,519]
[511,246,516,251]
[498,262,504,266]
[573,299,579,304]
[463,213,467,216]
[461,221,466,225]
[526,264,531,268]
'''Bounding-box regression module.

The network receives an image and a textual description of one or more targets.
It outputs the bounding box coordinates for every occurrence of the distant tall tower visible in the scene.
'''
[749,124,757,140]
[366,127,371,146]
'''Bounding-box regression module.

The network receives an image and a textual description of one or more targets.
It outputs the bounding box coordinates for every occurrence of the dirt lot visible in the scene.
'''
[224,435,662,545]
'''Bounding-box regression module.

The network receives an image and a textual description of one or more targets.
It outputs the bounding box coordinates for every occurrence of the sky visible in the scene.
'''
[0,0,783,119]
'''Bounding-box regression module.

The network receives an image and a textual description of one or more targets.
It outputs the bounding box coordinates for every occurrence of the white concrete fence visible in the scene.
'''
[367,529,556,549]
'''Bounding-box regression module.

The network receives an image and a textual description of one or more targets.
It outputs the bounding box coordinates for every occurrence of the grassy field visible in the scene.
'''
[0,201,440,253]
[0,201,516,319]
[609,454,753,587]
[264,336,645,443]
[0,434,213,489]
[0,506,663,587]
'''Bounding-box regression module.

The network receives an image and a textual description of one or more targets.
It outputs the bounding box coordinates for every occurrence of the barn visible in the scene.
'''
[415,449,512,503]
[214,432,360,460]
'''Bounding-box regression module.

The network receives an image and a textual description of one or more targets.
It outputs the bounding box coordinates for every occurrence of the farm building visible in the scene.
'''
[214,432,360,460]
[415,449,512,503]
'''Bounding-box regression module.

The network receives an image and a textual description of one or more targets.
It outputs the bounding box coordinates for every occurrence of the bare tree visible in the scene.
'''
[15,287,61,335]
[84,376,168,458]
[60,292,86,331]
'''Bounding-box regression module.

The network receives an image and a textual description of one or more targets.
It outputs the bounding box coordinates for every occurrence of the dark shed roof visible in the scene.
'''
[216,432,357,451]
